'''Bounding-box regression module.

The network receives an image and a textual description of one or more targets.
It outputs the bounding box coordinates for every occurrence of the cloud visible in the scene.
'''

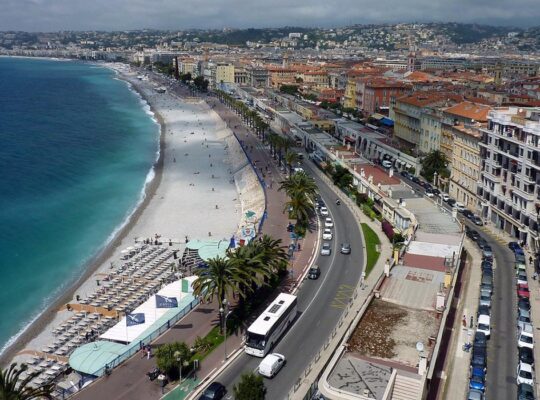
[1,0,539,31]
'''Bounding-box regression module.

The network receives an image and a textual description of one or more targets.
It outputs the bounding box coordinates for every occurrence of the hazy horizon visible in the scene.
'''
[3,0,540,32]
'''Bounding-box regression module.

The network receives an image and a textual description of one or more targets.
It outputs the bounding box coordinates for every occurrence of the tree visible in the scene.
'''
[284,150,300,176]
[192,256,250,332]
[155,342,191,380]
[180,72,192,83]
[279,85,299,95]
[0,363,53,400]
[331,165,354,190]
[233,372,266,400]
[420,150,450,184]
[193,76,209,91]
[279,172,318,233]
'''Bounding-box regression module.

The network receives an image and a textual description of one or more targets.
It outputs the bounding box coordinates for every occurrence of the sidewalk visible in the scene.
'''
[72,89,319,400]
[440,241,482,400]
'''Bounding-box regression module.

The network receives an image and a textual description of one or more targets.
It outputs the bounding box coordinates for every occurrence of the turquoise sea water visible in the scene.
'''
[0,57,159,353]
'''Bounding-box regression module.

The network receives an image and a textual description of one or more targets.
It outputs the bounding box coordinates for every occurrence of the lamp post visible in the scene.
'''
[221,299,233,361]
[174,350,182,383]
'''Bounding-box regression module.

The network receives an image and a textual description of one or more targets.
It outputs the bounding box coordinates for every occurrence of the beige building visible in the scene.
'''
[215,63,235,85]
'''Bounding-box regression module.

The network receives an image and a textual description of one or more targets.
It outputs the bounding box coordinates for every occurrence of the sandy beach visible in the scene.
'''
[2,64,264,370]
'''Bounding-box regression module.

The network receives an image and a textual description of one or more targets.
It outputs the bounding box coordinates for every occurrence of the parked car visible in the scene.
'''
[474,332,487,348]
[320,242,331,256]
[472,216,484,226]
[518,324,534,349]
[340,243,351,254]
[479,292,491,308]
[463,210,474,219]
[432,188,441,196]
[477,315,491,339]
[509,241,522,253]
[516,253,527,264]
[469,230,480,241]
[319,206,329,216]
[425,188,434,197]
[517,383,535,400]
[477,305,490,317]
[471,345,487,369]
[477,238,488,250]
[322,229,333,240]
[517,362,535,386]
[400,171,410,178]
[517,272,528,286]
[447,198,457,207]
[519,298,531,313]
[469,367,486,392]
[324,218,334,228]
[441,193,450,202]
[519,347,535,365]
[411,176,421,184]
[518,309,532,330]
[482,246,493,260]
[258,353,286,378]
[467,389,484,400]
[518,284,530,299]
[199,382,226,400]
[455,202,466,212]
[308,265,321,280]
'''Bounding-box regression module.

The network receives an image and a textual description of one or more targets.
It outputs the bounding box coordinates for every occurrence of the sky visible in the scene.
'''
[2,0,539,32]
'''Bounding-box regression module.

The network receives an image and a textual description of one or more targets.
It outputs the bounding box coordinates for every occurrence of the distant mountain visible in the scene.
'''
[431,23,520,44]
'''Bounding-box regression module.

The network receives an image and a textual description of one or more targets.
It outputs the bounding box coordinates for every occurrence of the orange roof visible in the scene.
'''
[397,91,462,107]
[404,71,437,82]
[444,101,492,122]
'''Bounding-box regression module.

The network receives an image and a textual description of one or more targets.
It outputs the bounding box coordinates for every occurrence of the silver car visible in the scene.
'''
[320,242,331,256]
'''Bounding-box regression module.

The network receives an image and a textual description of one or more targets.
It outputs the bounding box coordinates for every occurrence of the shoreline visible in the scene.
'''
[0,67,167,366]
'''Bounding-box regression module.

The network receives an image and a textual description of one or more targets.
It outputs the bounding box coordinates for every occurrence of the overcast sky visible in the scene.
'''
[2,0,539,32]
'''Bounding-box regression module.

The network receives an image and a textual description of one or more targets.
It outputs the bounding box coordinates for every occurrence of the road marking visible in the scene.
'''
[331,284,355,309]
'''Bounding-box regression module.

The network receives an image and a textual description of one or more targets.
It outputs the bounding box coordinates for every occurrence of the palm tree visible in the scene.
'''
[0,363,53,400]
[256,235,288,274]
[284,150,300,176]
[279,172,318,204]
[284,192,313,227]
[420,150,449,184]
[192,257,250,332]
[227,244,270,290]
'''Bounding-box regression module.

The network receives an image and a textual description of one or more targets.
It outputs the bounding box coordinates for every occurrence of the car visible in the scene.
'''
[447,198,457,207]
[467,389,484,400]
[258,353,286,378]
[477,315,491,339]
[472,216,484,226]
[509,241,522,252]
[476,238,488,250]
[320,242,331,256]
[518,309,532,330]
[340,243,351,254]
[322,229,333,240]
[516,253,527,264]
[471,346,487,369]
[469,367,486,392]
[455,202,466,212]
[432,188,441,196]
[519,297,532,312]
[477,305,490,317]
[481,260,493,268]
[482,266,493,277]
[469,230,480,241]
[519,347,535,365]
[482,246,493,260]
[479,292,491,308]
[474,332,487,348]
[308,265,321,280]
[319,206,329,216]
[518,272,528,286]
[480,281,492,296]
[518,324,534,349]
[518,284,531,299]
[515,246,526,256]
[440,193,450,202]
[425,188,434,197]
[411,176,421,184]
[324,218,334,228]
[517,383,535,400]
[463,210,474,219]
[516,263,527,275]
[199,382,226,400]
[400,171,410,178]
[517,362,534,386]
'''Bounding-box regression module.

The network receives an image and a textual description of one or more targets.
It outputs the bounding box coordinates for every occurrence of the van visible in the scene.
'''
[258,353,286,378]
[477,315,491,338]
[381,160,392,169]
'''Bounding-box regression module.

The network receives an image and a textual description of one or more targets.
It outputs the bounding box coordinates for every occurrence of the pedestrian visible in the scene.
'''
[470,316,473,328]
[147,348,151,359]
[530,256,533,265]
[462,315,467,327]
[534,272,538,281]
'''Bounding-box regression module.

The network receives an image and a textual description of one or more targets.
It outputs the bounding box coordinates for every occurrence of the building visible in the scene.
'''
[234,65,249,86]
[301,70,329,89]
[177,58,198,76]
[215,63,235,86]
[356,78,410,115]
[479,107,540,252]
[247,66,270,88]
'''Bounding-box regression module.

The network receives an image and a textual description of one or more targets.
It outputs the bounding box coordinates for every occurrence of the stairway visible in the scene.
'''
[390,372,422,400]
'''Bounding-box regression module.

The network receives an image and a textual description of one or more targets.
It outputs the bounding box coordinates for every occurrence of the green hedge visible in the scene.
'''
[361,223,381,276]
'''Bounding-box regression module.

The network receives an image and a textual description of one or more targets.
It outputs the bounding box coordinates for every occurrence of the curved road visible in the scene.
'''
[400,175,517,399]
[214,160,365,400]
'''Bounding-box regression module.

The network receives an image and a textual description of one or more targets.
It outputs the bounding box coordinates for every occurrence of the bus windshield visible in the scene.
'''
[246,332,266,349]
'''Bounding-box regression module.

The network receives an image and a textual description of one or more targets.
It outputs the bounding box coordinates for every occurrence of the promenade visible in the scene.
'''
[72,84,319,400]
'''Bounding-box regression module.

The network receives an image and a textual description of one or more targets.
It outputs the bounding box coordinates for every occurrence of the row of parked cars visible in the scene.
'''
[511,242,536,400]
[467,230,494,399]
[317,198,351,258]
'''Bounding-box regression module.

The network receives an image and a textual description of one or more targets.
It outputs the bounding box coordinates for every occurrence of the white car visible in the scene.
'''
[322,229,333,240]
[324,218,334,228]
[319,206,329,216]
[440,193,450,202]
[518,324,534,349]
[517,361,534,386]
[477,315,491,339]
[320,242,331,256]
[258,353,286,378]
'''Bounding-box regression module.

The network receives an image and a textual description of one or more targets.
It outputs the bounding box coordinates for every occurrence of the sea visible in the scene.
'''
[0,57,160,354]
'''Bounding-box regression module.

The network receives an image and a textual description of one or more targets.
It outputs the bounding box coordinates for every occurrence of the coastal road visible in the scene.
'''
[214,160,365,400]
[400,174,517,399]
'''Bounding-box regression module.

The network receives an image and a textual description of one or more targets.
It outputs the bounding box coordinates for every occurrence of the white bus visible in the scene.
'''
[245,293,298,357]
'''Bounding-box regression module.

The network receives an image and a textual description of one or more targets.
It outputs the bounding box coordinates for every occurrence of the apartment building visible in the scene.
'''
[356,78,410,115]
[479,107,540,252]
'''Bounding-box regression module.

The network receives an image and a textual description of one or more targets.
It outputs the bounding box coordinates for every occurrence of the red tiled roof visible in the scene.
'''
[402,253,447,272]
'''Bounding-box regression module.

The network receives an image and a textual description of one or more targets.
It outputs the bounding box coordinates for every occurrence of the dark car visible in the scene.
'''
[400,171,410,178]
[469,230,480,241]
[519,347,535,365]
[469,366,486,392]
[308,265,321,280]
[463,210,474,219]
[474,332,487,348]
[509,242,522,252]
[471,346,487,370]
[518,383,535,400]
[199,382,226,400]
[432,188,441,196]
[411,176,421,184]
[472,216,484,226]
[447,198,456,207]
[519,298,531,312]
[477,305,490,317]
[477,238,488,250]
[516,253,527,264]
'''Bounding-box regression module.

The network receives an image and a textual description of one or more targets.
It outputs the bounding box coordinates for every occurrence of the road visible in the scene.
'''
[400,174,517,399]
[214,160,365,400]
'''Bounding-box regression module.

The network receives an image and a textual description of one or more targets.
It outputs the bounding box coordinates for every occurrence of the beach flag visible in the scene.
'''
[126,313,145,326]
[156,294,178,308]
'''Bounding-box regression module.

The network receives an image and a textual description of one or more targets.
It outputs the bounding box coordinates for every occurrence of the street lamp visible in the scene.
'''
[221,299,233,361]
[174,350,182,382]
